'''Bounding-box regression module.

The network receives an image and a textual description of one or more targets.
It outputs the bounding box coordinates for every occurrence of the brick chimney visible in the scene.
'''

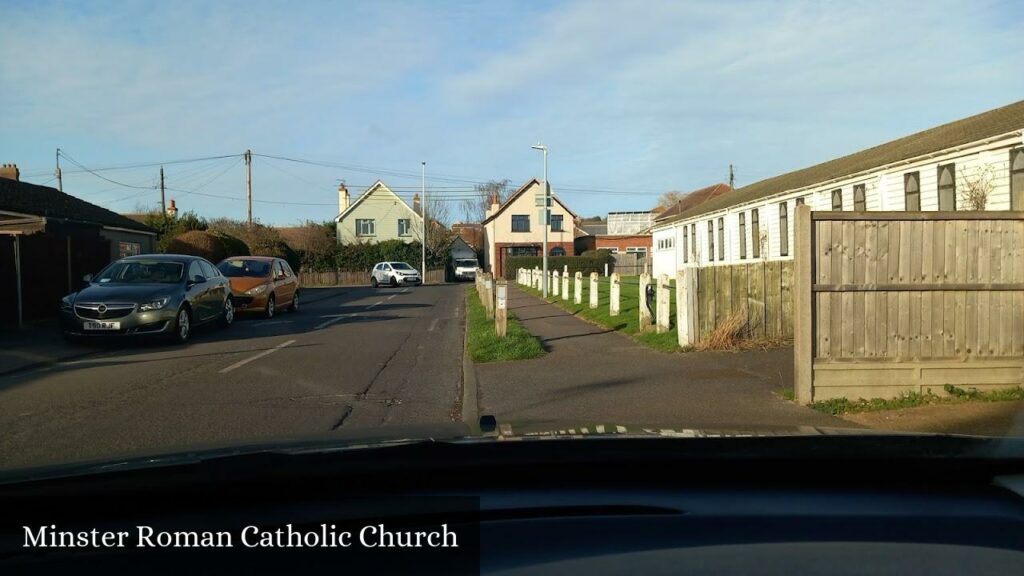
[0,164,19,181]
[413,193,421,214]
[338,183,350,214]
[166,199,178,218]
[484,190,501,219]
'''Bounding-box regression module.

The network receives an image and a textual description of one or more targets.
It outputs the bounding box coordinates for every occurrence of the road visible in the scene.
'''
[0,285,466,470]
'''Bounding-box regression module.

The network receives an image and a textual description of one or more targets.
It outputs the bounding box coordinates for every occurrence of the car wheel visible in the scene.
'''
[390,276,398,287]
[371,277,378,288]
[220,296,234,327]
[171,307,191,344]
[265,294,275,319]
[289,291,299,312]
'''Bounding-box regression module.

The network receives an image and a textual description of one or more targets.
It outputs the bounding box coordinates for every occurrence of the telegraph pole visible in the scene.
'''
[245,149,253,225]
[159,166,166,217]
[421,161,427,280]
[55,148,63,192]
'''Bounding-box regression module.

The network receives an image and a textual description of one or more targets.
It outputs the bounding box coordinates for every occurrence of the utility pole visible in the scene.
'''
[531,143,549,297]
[159,166,166,217]
[421,161,427,280]
[245,149,253,225]
[729,163,735,189]
[55,148,63,192]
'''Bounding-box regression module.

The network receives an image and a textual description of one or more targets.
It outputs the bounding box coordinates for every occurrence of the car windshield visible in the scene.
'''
[93,261,183,284]
[218,259,272,278]
[456,260,477,267]
[391,262,414,270]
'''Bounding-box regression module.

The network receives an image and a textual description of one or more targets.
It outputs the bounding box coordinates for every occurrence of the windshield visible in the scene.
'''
[218,259,272,278]
[93,260,183,284]
[3,1,1023,482]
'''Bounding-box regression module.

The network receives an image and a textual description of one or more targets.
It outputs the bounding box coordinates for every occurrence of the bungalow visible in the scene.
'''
[481,178,578,277]
[334,180,424,245]
[651,100,1024,276]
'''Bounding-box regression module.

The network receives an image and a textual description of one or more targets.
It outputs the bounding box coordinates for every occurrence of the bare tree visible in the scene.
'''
[462,179,510,223]
[655,190,687,212]
[424,194,455,259]
[958,165,995,211]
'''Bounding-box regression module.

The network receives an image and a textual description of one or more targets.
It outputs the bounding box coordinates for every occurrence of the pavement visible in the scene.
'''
[0,285,465,470]
[472,285,856,432]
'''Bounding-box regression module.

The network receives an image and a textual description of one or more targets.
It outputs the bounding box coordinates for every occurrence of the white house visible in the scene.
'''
[652,100,1024,276]
[334,180,424,245]
[481,178,578,277]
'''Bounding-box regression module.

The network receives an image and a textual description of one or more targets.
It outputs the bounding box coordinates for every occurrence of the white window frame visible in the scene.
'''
[356,218,376,237]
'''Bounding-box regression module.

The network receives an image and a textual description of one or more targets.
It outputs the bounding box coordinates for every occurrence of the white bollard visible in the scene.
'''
[574,272,583,304]
[656,274,671,333]
[589,272,599,309]
[610,273,620,316]
[604,262,609,277]
[552,270,560,297]
[639,273,653,333]
[676,268,697,347]
[562,271,570,301]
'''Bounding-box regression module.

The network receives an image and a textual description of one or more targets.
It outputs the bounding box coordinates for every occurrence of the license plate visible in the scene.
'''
[84,321,120,330]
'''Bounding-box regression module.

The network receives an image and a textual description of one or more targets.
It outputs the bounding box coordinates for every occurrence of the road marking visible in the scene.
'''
[428,318,440,332]
[367,300,384,308]
[315,313,355,330]
[387,294,397,300]
[400,288,410,294]
[219,339,296,374]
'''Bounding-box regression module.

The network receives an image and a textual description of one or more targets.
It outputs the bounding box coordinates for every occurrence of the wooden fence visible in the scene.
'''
[693,260,793,341]
[793,207,1024,403]
[611,252,648,276]
[299,268,447,287]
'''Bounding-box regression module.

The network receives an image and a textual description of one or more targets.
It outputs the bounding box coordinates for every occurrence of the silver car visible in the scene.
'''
[60,254,234,343]
[369,261,422,288]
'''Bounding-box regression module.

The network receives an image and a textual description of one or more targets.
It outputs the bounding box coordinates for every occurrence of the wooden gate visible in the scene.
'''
[793,206,1024,403]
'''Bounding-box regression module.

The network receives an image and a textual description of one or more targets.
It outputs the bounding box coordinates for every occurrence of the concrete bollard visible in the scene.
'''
[495,279,508,337]
[562,272,569,301]
[656,274,671,333]
[604,263,609,277]
[589,272,599,309]
[534,267,541,290]
[552,270,560,297]
[610,273,620,316]
[639,273,653,333]
[485,274,495,320]
[676,268,697,347]
[574,272,583,304]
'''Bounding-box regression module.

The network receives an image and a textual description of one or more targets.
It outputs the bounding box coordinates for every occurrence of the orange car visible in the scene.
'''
[216,256,299,318]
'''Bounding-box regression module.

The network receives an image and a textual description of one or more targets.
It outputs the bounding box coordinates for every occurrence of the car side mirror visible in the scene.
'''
[82,273,93,282]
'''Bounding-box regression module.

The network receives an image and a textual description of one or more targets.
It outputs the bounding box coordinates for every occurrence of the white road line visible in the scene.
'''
[387,294,397,300]
[367,300,384,308]
[400,288,410,293]
[428,318,440,332]
[219,340,296,374]
[315,313,354,330]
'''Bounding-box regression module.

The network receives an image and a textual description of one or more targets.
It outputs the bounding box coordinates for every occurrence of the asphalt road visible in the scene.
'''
[0,284,466,470]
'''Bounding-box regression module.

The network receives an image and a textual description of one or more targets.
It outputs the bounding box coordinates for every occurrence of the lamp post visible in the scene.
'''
[421,161,427,282]
[531,143,549,297]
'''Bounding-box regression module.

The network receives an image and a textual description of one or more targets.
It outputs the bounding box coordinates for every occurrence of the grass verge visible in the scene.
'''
[466,286,546,363]
[808,385,1024,415]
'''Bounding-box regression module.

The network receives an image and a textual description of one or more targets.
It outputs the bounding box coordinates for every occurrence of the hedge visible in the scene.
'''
[164,230,248,263]
[299,239,449,273]
[503,255,613,280]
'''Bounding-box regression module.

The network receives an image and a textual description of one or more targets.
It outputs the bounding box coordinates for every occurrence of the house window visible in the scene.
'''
[738,213,747,260]
[626,247,647,255]
[690,224,696,261]
[795,197,805,206]
[550,214,564,231]
[707,221,714,263]
[717,217,725,261]
[937,163,956,211]
[751,208,760,259]
[508,246,537,257]
[779,202,789,257]
[682,225,689,263]
[511,215,530,232]
[356,218,375,236]
[904,172,920,211]
[831,189,843,211]
[397,218,412,236]
[550,246,566,256]
[1010,148,1024,210]
[118,241,141,258]
[853,184,866,211]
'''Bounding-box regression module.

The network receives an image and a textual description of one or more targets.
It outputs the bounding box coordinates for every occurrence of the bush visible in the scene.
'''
[503,255,611,280]
[144,210,208,253]
[581,249,615,264]
[210,231,250,257]
[164,230,230,263]
[208,219,301,272]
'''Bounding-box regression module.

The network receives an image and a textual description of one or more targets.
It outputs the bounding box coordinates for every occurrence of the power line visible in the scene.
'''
[58,150,156,190]
[23,153,242,178]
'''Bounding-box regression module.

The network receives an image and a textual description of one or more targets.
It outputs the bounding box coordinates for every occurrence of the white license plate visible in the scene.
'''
[84,321,120,330]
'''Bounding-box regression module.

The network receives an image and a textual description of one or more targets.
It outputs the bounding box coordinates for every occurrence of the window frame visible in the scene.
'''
[904,172,921,211]
[118,241,141,258]
[550,214,564,232]
[717,217,725,261]
[511,214,530,233]
[1011,148,1024,211]
[751,208,760,259]
[853,184,866,212]
[937,163,956,211]
[831,188,843,211]
[707,221,714,263]
[397,218,412,237]
[738,213,747,260]
[550,246,566,256]
[690,224,696,261]
[682,225,689,263]
[355,218,376,237]
[779,201,789,257]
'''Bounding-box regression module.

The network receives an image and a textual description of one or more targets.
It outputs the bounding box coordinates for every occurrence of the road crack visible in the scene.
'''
[330,405,353,431]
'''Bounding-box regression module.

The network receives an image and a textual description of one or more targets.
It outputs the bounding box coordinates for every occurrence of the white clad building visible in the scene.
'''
[651,100,1024,276]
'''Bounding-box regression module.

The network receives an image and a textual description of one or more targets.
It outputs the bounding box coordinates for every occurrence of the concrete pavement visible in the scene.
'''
[473,285,856,431]
[0,284,464,470]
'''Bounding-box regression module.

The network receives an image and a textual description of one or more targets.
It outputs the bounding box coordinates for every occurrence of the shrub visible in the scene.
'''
[144,210,208,253]
[581,249,615,264]
[209,231,250,258]
[164,230,229,263]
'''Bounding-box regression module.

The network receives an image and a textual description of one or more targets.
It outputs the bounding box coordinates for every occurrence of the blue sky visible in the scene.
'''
[2,0,1022,225]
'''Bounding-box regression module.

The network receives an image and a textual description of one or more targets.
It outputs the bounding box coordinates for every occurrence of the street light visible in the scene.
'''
[531,143,549,297]
[421,161,426,283]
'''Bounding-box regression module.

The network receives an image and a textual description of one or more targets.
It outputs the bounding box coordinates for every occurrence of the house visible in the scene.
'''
[481,178,578,276]
[451,222,485,255]
[448,236,477,261]
[0,165,157,326]
[650,183,733,276]
[334,181,424,245]
[651,99,1024,276]
[575,211,653,255]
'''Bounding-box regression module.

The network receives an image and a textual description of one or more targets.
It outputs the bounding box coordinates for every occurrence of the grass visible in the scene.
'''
[465,286,546,363]
[808,385,1024,415]
[521,275,681,352]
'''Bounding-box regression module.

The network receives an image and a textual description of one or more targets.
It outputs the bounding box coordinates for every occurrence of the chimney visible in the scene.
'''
[166,199,178,218]
[484,190,501,219]
[338,182,350,214]
[0,163,19,181]
[413,193,421,214]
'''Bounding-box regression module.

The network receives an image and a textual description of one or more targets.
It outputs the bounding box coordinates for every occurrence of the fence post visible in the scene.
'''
[610,273,620,316]
[534,267,541,290]
[552,270,560,297]
[676,268,697,347]
[589,272,599,309]
[604,262,608,277]
[655,274,671,333]
[495,279,508,337]
[484,273,495,319]
[639,273,653,332]
[794,204,813,404]
[562,272,570,301]
[574,272,583,304]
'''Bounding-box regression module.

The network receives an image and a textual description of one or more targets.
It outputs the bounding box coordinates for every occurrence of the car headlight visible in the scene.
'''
[60,296,73,311]
[246,284,269,295]
[138,297,170,312]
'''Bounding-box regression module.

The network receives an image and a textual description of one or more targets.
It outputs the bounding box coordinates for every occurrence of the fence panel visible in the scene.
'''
[689,260,794,342]
[795,209,1024,403]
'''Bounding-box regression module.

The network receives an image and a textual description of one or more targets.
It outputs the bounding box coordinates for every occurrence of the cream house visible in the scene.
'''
[334,180,424,245]
[481,178,578,276]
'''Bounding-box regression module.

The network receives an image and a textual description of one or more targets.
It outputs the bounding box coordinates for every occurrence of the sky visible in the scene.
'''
[1,0,1022,225]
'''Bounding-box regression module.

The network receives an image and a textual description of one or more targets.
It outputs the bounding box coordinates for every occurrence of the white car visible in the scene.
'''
[370,261,422,288]
[453,258,478,281]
